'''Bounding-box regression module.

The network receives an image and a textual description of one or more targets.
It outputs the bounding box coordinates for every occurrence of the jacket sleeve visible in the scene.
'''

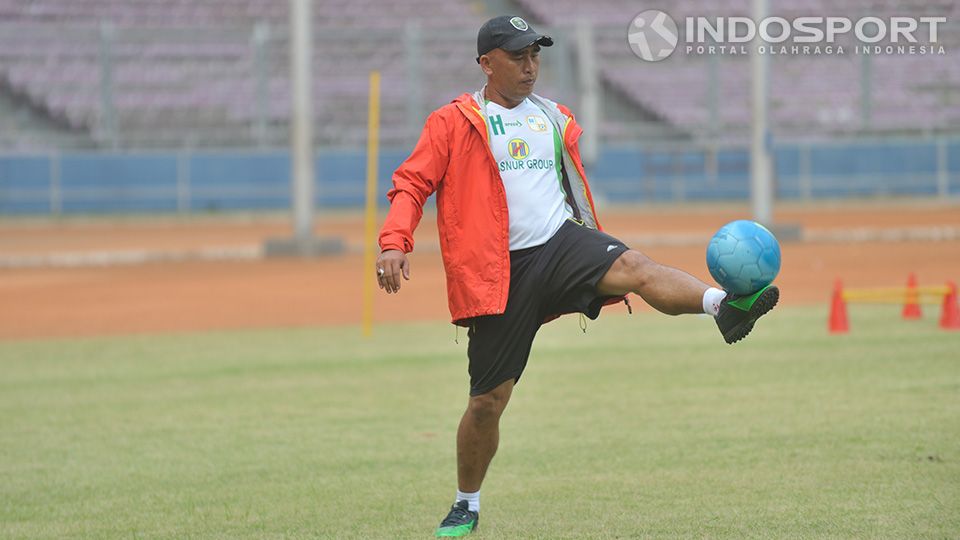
[378,111,450,253]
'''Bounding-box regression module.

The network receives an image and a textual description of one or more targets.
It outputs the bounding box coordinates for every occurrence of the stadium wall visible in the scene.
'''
[0,139,958,215]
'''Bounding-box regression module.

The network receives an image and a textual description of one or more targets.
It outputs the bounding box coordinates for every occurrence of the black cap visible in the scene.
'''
[476,16,553,63]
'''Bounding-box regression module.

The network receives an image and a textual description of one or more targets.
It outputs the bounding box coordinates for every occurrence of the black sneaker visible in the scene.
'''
[435,500,478,537]
[716,285,779,344]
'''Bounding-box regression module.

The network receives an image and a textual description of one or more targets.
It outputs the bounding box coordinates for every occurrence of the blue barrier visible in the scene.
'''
[0,139,956,215]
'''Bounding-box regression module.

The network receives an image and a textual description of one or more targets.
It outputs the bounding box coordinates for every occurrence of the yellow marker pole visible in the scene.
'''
[362,71,381,337]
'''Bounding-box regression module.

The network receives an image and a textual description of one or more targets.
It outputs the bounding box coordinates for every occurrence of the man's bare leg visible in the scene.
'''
[457,378,514,493]
[597,250,711,315]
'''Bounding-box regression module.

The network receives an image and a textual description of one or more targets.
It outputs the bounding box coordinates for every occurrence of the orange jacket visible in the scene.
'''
[379,91,613,325]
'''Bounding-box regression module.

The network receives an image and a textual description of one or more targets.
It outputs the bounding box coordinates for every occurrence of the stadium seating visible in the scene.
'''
[0,0,486,149]
[0,0,957,150]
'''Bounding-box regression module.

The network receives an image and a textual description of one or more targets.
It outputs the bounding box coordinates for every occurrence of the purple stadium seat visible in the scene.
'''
[1,0,956,148]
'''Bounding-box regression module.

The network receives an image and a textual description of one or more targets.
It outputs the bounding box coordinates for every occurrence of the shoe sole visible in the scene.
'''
[436,518,478,537]
[724,286,779,344]
[436,523,477,537]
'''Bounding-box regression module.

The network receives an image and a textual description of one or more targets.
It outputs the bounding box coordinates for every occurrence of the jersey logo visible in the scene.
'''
[489,114,505,136]
[527,115,547,132]
[508,138,529,160]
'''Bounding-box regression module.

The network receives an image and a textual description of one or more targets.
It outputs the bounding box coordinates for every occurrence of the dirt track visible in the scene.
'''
[2,201,959,340]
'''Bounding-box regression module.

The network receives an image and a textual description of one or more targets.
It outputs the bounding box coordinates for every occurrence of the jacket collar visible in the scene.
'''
[453,92,489,143]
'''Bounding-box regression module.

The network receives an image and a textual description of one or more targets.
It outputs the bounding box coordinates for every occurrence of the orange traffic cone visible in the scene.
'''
[829,279,849,334]
[902,273,922,319]
[940,281,960,330]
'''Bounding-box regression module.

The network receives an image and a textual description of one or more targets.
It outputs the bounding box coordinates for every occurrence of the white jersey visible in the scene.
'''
[486,98,573,250]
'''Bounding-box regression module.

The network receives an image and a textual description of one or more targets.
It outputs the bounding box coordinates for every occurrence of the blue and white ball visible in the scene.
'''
[706,220,781,295]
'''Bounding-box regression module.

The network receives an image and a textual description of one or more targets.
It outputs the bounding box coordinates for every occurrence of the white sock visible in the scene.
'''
[456,489,480,512]
[702,287,727,317]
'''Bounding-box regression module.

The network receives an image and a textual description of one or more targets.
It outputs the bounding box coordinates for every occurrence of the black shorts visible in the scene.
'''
[465,218,630,396]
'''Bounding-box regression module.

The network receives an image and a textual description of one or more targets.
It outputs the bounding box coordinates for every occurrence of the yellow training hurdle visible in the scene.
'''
[829,275,960,333]
[841,286,951,303]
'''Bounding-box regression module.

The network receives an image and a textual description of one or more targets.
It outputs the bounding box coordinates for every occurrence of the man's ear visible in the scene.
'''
[478,54,494,77]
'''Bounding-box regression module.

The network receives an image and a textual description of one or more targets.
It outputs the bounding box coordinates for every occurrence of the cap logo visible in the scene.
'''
[510,17,529,31]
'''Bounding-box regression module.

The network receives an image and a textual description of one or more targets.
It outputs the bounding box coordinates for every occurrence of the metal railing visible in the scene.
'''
[1,137,956,215]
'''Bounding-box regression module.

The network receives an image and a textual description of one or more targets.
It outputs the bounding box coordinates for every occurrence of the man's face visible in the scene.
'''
[480,44,541,101]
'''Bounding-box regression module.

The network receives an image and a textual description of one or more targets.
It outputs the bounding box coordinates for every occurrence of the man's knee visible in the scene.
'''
[467,381,513,423]
[616,250,657,289]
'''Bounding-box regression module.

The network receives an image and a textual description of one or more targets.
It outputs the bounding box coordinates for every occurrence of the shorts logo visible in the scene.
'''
[508,138,529,159]
[527,115,547,132]
[510,17,529,31]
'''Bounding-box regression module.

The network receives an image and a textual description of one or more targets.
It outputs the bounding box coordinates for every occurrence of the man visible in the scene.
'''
[376,15,778,537]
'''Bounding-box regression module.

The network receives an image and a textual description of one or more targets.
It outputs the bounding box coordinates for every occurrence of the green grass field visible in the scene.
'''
[2,306,958,539]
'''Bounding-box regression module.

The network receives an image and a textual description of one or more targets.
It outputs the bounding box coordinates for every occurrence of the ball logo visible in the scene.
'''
[510,17,528,31]
[508,138,529,160]
[526,115,547,132]
[628,10,679,62]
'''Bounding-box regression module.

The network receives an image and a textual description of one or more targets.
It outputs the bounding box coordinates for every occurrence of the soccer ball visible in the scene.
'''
[706,220,781,295]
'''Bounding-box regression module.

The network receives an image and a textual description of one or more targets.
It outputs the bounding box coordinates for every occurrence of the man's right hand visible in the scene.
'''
[376,249,410,294]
